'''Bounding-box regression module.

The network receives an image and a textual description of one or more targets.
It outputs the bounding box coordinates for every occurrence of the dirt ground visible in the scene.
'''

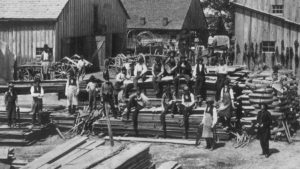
[11,135,300,169]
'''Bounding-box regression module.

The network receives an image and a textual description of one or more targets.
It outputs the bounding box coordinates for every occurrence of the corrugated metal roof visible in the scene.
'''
[121,0,192,30]
[0,0,69,20]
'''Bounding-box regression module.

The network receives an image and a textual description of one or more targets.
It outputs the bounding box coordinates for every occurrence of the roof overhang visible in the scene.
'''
[232,2,300,27]
[0,18,57,22]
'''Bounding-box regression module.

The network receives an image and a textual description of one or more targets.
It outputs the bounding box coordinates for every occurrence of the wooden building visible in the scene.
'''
[233,0,300,73]
[0,0,129,68]
[121,0,207,51]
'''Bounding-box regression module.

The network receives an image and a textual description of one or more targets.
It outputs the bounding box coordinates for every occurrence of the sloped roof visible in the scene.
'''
[0,0,69,21]
[121,0,195,30]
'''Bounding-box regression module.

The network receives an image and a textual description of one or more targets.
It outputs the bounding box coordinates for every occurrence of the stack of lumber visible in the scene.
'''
[0,125,53,146]
[22,136,153,169]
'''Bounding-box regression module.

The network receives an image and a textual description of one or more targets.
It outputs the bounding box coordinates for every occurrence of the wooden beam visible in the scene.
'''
[22,136,87,169]
[93,143,151,169]
[157,161,182,169]
[105,136,197,145]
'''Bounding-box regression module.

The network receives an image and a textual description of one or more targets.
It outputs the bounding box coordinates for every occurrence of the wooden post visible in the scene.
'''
[105,102,114,146]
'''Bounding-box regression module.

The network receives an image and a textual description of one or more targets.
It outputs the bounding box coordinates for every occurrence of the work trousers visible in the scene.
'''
[205,138,214,149]
[174,74,192,96]
[152,76,163,97]
[215,74,227,101]
[178,104,193,139]
[126,99,144,136]
[102,94,118,118]
[32,98,43,124]
[133,74,147,90]
[194,76,206,100]
[6,102,16,126]
[160,102,177,138]
[259,130,270,155]
[88,90,97,111]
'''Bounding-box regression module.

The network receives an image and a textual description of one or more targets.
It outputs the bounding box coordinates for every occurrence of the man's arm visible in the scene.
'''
[151,64,155,76]
[158,64,164,77]
[31,86,39,97]
[220,88,224,102]
[134,65,138,76]
[192,65,197,78]
[40,87,44,97]
[141,64,148,75]
[141,93,150,105]
[4,92,8,107]
[190,93,195,105]
[65,80,69,96]
[86,82,90,92]
[76,79,80,95]
[212,107,218,127]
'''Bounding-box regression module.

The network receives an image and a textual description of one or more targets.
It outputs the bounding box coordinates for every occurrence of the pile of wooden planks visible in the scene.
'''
[22,136,153,169]
[157,161,182,169]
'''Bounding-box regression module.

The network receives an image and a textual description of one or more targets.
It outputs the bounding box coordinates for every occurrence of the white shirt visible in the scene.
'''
[86,82,98,92]
[77,60,85,70]
[202,107,218,126]
[116,72,126,82]
[134,63,147,76]
[41,51,49,61]
[217,65,228,74]
[220,87,234,101]
[208,36,215,45]
[30,86,44,98]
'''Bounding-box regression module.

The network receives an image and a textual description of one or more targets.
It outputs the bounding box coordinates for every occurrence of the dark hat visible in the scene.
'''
[43,44,49,49]
[103,70,110,80]
[168,50,176,56]
[224,79,230,85]
[197,57,203,62]
[8,83,14,88]
[89,75,96,82]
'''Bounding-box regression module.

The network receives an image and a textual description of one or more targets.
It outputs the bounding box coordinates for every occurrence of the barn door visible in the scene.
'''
[95,36,106,70]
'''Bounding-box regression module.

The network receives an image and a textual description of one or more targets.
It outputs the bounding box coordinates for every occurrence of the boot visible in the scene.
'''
[68,106,72,115]
[72,105,77,115]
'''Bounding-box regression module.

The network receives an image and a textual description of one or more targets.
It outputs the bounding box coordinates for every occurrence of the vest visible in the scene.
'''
[183,93,191,102]
[196,63,205,76]
[179,61,191,75]
[6,91,17,103]
[33,86,41,93]
[205,105,213,115]
[168,58,176,68]
[69,78,77,86]
[153,63,162,75]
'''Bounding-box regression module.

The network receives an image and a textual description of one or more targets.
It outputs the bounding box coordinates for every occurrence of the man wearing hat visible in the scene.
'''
[196,97,217,150]
[164,51,178,76]
[41,44,51,80]
[179,86,196,139]
[193,57,207,101]
[86,75,99,112]
[101,71,118,118]
[65,71,79,115]
[133,56,148,90]
[4,83,18,127]
[30,78,44,124]
[174,56,192,97]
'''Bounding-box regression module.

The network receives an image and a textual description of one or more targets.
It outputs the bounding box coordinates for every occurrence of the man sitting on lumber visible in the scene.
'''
[133,56,148,90]
[174,56,193,97]
[178,86,196,139]
[123,87,149,136]
[160,86,178,138]
[114,67,128,105]
[152,57,165,98]
[164,51,178,88]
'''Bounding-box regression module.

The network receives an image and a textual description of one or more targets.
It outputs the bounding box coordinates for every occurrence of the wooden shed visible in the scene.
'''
[233,0,300,73]
[121,0,207,51]
[0,0,129,68]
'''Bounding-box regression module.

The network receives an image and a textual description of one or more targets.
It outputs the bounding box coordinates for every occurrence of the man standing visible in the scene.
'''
[174,56,192,97]
[193,57,207,101]
[101,71,118,118]
[30,78,44,124]
[41,44,51,80]
[65,71,79,115]
[124,88,149,136]
[215,59,228,101]
[160,86,177,138]
[180,86,196,139]
[152,57,164,97]
[4,83,18,127]
[86,75,98,112]
[256,104,272,158]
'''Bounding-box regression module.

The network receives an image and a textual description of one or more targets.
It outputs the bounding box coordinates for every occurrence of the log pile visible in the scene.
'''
[22,136,153,169]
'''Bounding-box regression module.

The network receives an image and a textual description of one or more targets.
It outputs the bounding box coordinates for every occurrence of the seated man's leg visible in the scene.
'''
[133,74,141,89]
[183,106,190,139]
[174,76,179,97]
[133,108,139,136]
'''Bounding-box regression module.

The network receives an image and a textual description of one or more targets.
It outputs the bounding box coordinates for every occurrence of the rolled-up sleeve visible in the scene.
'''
[212,108,218,126]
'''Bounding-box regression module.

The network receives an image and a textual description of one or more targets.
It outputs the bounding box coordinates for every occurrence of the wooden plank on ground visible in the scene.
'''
[21,136,88,169]
[93,143,151,169]
[46,140,105,169]
[62,144,125,169]
[105,136,196,145]
[0,148,9,159]
[157,161,181,169]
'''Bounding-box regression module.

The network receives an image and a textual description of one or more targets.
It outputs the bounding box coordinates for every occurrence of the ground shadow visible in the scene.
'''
[269,148,280,156]
[214,142,225,150]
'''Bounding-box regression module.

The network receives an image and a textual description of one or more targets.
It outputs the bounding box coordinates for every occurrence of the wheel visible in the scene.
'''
[53,63,73,79]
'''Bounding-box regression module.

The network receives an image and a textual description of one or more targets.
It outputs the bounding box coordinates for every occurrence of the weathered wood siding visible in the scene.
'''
[234,0,300,72]
[0,22,56,64]
[56,0,127,66]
